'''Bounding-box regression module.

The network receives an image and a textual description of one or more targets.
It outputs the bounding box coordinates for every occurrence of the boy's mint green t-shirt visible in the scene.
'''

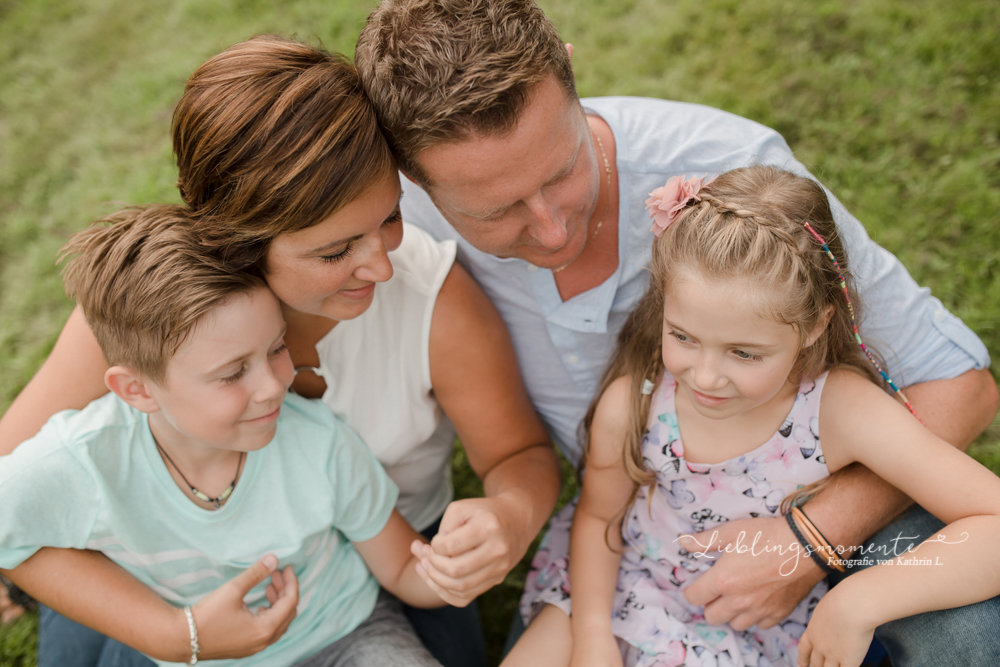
[0,392,399,667]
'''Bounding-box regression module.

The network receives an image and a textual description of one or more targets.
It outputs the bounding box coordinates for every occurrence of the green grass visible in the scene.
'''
[1,0,998,664]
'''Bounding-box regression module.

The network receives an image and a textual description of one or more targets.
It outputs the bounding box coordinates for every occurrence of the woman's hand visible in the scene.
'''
[796,588,874,667]
[425,263,561,599]
[412,493,530,602]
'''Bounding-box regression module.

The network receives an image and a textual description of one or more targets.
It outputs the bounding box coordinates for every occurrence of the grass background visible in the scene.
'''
[1,0,998,664]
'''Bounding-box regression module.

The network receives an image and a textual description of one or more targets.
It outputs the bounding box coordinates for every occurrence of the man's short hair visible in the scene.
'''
[61,205,265,382]
[355,0,576,184]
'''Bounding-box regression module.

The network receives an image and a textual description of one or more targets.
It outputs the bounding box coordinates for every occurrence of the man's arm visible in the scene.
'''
[682,367,998,630]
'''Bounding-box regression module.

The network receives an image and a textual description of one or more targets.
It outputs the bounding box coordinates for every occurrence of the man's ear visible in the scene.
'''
[105,367,160,413]
[565,43,574,60]
[804,305,835,348]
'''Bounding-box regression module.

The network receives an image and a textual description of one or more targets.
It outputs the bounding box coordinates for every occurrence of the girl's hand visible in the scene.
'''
[191,554,299,660]
[570,631,624,667]
[796,589,873,667]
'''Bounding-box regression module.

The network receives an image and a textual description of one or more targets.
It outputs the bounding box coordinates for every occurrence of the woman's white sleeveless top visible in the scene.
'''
[312,223,458,531]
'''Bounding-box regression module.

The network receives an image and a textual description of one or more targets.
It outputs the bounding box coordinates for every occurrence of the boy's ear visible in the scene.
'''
[565,43,574,60]
[804,305,835,348]
[105,367,160,413]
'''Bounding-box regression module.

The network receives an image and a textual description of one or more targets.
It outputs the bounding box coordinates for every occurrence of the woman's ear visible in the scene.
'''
[565,43,574,60]
[803,305,835,348]
[105,367,160,413]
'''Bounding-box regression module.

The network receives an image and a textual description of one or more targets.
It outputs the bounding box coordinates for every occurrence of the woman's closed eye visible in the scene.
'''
[320,244,354,264]
[321,211,400,263]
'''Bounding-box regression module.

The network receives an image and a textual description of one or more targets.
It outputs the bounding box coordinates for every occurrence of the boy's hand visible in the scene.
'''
[410,540,475,608]
[191,555,299,660]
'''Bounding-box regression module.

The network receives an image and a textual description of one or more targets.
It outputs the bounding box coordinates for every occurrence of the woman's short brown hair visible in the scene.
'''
[172,35,396,276]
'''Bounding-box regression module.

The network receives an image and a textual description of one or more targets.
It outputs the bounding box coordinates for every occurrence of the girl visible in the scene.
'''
[0,36,559,667]
[507,166,1000,667]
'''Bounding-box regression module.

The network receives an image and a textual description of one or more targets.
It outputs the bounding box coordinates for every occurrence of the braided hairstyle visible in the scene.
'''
[582,165,881,521]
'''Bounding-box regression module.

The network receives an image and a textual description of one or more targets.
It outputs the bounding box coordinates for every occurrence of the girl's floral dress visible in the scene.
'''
[520,372,832,667]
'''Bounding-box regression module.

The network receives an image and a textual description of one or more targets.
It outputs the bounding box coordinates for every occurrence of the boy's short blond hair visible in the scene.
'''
[61,205,265,382]
[355,0,576,184]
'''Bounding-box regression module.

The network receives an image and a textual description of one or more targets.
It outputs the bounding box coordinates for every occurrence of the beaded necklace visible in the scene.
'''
[155,442,246,509]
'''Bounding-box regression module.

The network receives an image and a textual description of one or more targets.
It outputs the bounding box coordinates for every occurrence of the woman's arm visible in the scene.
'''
[569,376,635,667]
[2,548,298,661]
[417,263,561,598]
[0,306,110,455]
[798,369,1000,667]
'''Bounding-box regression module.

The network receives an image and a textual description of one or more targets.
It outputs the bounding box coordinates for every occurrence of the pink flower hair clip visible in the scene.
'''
[645,174,716,237]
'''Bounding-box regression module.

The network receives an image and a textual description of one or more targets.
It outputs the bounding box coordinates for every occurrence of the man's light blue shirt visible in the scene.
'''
[402,97,989,464]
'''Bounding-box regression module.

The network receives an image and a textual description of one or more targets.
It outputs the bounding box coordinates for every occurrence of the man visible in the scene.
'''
[355,0,999,664]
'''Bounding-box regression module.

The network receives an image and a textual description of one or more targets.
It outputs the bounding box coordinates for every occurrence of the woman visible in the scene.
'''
[0,36,560,667]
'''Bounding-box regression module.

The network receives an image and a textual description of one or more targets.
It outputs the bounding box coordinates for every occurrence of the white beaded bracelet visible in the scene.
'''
[183,605,201,666]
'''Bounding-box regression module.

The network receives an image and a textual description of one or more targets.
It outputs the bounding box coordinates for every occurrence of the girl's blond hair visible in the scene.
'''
[583,165,883,519]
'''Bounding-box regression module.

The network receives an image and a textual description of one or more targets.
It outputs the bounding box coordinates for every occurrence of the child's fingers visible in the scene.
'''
[415,556,483,605]
[415,560,468,607]
[270,568,286,594]
[259,567,299,638]
[265,583,278,606]
[226,554,279,601]
[796,630,812,667]
[278,566,298,600]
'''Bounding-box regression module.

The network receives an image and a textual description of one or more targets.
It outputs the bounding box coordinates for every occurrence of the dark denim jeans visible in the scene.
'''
[405,515,489,667]
[38,606,153,667]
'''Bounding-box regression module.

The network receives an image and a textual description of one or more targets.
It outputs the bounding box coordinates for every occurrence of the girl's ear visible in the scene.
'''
[803,304,835,348]
[105,367,160,413]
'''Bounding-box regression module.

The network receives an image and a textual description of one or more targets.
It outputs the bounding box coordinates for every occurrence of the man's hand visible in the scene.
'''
[192,554,299,660]
[412,495,528,602]
[680,517,826,630]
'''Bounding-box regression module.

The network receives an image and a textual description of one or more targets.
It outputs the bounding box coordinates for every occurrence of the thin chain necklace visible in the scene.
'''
[155,441,246,510]
[553,131,612,274]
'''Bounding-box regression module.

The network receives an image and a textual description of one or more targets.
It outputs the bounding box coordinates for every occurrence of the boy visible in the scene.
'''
[0,205,450,666]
